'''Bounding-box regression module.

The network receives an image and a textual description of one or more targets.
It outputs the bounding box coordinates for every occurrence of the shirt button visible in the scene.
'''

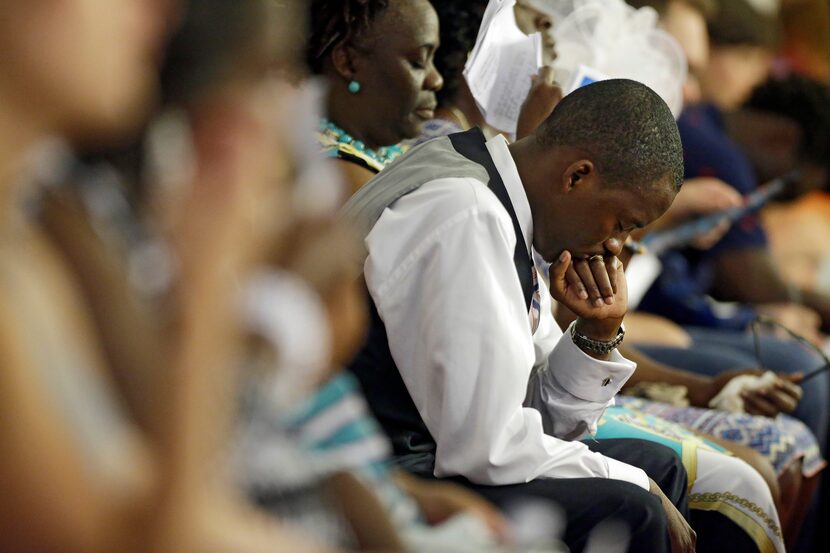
[601,377,612,387]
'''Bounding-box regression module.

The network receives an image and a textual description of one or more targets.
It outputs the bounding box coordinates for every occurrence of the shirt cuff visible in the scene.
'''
[605,456,650,490]
[549,322,637,403]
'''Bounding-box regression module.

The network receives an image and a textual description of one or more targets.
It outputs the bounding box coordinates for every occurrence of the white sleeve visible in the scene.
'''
[525,322,638,441]
[365,178,649,490]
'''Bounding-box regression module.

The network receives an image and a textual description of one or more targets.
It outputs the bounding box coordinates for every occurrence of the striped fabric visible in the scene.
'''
[234,380,357,548]
[282,373,509,552]
[284,372,422,526]
[530,267,541,334]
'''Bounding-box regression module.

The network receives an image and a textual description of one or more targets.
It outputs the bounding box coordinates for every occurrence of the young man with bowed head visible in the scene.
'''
[342,79,696,553]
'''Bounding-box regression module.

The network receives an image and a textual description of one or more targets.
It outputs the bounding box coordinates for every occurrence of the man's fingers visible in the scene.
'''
[574,259,603,306]
[566,263,588,300]
[552,251,590,300]
[588,256,614,304]
[550,250,571,284]
[605,256,621,294]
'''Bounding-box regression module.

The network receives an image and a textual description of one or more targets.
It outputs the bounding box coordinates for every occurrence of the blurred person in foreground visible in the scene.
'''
[136,2,514,552]
[0,0,169,551]
[0,0,349,552]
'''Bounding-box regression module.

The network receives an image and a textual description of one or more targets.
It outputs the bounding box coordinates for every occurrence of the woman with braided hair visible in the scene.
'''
[308,0,443,193]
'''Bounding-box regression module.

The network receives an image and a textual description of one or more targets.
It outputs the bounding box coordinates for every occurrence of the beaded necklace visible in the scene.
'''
[318,118,404,168]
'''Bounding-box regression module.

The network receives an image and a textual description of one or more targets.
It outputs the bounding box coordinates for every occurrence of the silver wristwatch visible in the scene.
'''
[570,323,625,355]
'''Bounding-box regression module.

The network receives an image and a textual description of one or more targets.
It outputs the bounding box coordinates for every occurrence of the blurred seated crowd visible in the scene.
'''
[2,0,830,552]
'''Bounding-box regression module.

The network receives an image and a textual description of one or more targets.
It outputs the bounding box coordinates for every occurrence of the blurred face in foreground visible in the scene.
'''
[0,0,172,143]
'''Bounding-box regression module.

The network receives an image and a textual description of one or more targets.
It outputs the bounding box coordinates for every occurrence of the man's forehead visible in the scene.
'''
[612,180,677,223]
[641,181,678,220]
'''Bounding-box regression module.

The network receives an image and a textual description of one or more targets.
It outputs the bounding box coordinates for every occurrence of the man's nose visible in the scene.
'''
[604,236,624,257]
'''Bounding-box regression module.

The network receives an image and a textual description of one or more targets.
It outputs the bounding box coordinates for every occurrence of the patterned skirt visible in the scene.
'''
[615,396,826,478]
[590,404,786,553]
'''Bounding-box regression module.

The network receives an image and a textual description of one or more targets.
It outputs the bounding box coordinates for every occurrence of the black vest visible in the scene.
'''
[347,128,534,475]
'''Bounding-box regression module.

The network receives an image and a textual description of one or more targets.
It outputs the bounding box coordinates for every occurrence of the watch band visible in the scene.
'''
[570,323,625,355]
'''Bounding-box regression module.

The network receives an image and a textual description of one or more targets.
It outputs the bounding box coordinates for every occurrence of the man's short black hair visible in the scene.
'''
[535,79,684,191]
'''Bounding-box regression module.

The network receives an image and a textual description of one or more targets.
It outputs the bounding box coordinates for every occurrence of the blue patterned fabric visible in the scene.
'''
[615,396,826,477]
[588,404,727,461]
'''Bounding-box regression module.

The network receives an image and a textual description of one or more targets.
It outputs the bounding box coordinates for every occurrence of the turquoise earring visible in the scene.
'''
[347,80,361,94]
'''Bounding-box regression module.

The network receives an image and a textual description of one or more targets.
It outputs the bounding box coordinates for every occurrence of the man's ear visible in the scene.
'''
[562,160,595,192]
[331,42,359,82]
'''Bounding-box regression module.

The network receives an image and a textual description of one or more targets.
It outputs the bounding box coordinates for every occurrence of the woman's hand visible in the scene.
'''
[516,66,562,140]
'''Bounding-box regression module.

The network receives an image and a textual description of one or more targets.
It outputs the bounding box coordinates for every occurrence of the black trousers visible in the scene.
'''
[433,439,758,553]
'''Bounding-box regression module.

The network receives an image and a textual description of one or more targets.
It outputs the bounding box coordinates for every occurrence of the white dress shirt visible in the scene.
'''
[364,135,648,489]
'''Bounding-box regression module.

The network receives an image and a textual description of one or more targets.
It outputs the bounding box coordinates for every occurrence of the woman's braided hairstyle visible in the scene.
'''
[306,0,391,74]
[428,0,488,106]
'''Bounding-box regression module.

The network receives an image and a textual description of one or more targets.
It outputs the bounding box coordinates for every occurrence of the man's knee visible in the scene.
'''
[634,440,686,481]
[590,480,670,553]
[474,476,673,553]
[589,439,689,516]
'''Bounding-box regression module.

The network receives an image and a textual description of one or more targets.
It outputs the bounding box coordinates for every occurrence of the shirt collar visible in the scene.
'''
[485,134,533,256]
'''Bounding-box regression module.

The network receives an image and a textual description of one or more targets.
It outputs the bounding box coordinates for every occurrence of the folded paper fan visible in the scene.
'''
[552,0,687,117]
